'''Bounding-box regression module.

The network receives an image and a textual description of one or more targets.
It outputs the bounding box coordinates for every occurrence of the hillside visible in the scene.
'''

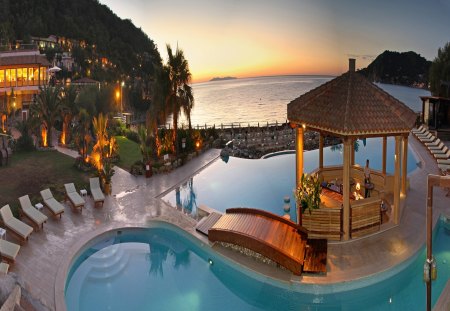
[0,0,161,79]
[358,50,431,88]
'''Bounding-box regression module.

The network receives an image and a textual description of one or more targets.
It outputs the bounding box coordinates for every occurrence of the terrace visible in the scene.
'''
[0,132,447,310]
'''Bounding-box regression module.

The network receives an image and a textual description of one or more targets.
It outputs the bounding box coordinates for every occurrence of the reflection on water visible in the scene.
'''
[175,178,198,217]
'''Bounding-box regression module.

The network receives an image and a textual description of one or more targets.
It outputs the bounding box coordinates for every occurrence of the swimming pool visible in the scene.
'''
[161,137,419,221]
[65,220,450,311]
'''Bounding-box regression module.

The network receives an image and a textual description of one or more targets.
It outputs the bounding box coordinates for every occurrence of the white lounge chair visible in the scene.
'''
[411,125,425,134]
[0,205,33,243]
[64,183,85,212]
[18,195,48,230]
[0,239,20,263]
[90,177,105,207]
[415,131,431,139]
[425,138,441,148]
[428,142,445,152]
[0,262,9,274]
[419,134,436,144]
[40,188,65,218]
[434,149,450,160]
[438,163,450,172]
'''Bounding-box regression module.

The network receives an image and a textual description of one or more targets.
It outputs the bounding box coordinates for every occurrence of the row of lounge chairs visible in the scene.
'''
[0,178,105,274]
[412,126,450,172]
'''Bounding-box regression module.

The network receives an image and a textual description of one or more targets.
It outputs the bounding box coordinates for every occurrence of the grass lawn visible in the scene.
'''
[0,150,92,216]
[115,136,141,171]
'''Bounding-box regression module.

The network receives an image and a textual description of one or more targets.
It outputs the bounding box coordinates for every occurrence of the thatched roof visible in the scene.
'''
[287,62,417,137]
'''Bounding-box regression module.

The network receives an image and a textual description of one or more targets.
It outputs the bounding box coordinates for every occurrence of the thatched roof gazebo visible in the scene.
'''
[287,59,417,240]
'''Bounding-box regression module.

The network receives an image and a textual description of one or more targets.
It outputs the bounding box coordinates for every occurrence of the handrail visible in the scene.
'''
[226,207,308,238]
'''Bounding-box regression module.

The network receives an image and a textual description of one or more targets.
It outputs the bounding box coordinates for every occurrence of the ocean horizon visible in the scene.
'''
[172,75,430,128]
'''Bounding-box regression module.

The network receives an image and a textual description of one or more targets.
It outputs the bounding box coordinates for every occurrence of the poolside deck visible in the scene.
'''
[3,133,450,310]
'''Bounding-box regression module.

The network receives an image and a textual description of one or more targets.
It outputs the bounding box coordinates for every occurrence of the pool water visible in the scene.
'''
[65,220,450,311]
[162,137,418,221]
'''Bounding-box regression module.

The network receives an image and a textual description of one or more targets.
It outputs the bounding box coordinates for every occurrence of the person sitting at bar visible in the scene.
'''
[364,159,371,198]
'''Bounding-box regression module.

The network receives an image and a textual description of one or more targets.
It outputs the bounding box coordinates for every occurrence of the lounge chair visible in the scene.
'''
[419,134,436,144]
[0,262,9,274]
[415,131,431,139]
[428,142,445,152]
[18,195,48,230]
[425,138,441,148]
[438,158,450,164]
[411,125,425,134]
[64,183,85,212]
[0,205,33,243]
[89,177,105,207]
[438,163,450,172]
[0,239,20,263]
[434,149,450,160]
[40,188,65,218]
[432,145,449,155]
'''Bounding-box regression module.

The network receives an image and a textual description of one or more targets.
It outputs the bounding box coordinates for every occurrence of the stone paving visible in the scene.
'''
[3,134,450,310]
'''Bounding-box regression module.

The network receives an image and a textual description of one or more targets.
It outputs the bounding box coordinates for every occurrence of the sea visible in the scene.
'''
[174,75,430,128]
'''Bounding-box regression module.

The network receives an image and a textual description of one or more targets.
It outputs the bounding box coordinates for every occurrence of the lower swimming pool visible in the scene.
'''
[65,220,450,311]
[161,137,418,221]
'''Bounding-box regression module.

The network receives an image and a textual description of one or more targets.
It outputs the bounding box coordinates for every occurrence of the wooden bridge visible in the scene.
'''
[197,208,327,275]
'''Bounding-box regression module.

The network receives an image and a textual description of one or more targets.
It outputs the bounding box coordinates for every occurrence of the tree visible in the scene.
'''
[60,85,78,145]
[430,42,450,97]
[31,85,63,147]
[73,108,91,161]
[148,66,171,156]
[165,44,193,155]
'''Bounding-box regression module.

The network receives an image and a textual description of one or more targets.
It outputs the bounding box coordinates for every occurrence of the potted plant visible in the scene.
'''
[295,173,321,215]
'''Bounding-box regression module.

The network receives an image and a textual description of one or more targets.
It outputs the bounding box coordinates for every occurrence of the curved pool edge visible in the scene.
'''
[56,215,443,311]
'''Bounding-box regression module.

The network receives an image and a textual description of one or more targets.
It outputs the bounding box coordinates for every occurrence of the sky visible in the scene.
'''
[99,0,450,83]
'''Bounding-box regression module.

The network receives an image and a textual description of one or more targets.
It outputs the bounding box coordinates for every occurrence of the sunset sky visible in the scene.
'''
[100,0,450,83]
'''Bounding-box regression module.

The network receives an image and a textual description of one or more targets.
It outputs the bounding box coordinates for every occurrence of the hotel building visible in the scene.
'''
[0,48,50,122]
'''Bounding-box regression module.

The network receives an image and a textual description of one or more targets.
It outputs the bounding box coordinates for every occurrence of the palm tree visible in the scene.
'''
[60,85,78,145]
[74,108,92,161]
[148,66,171,156]
[179,84,194,132]
[31,85,63,147]
[165,44,193,155]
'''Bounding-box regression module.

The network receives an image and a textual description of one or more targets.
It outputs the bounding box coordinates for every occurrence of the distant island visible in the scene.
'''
[210,76,237,82]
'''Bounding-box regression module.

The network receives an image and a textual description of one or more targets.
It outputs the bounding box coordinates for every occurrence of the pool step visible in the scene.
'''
[303,239,327,274]
[196,212,222,236]
[88,244,149,280]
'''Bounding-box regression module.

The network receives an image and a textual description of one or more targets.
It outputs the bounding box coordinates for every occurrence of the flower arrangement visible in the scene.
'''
[295,173,322,214]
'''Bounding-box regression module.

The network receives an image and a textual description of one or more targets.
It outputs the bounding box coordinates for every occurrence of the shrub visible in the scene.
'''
[15,134,35,152]
[125,129,140,144]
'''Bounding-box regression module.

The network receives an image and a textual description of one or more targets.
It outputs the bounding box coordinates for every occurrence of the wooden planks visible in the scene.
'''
[208,208,309,275]
[195,212,222,236]
[351,198,381,238]
[302,208,342,240]
[303,239,328,274]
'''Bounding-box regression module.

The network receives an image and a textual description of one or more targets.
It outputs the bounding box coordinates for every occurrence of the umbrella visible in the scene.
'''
[48,66,61,73]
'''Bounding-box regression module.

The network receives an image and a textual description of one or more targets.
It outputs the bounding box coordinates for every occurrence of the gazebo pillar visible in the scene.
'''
[295,126,304,224]
[343,138,352,240]
[401,135,408,195]
[351,138,355,165]
[382,136,387,175]
[393,136,402,224]
[319,133,324,169]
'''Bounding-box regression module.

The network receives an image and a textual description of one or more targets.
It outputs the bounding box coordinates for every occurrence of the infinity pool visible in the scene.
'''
[65,220,450,311]
[162,137,418,221]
